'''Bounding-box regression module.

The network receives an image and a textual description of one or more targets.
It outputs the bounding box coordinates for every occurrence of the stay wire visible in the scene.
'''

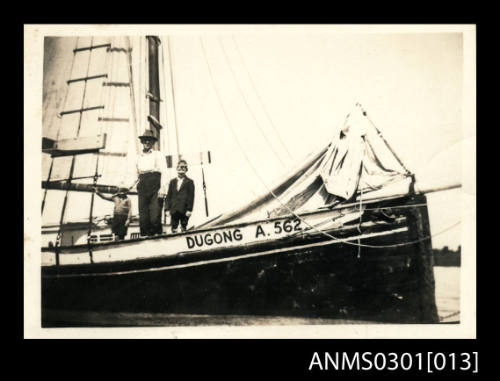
[57,37,94,246]
[231,35,293,160]
[165,36,180,158]
[202,36,459,249]
[360,103,411,175]
[101,38,118,183]
[88,36,114,240]
[219,37,286,169]
[126,36,141,156]
[200,37,255,177]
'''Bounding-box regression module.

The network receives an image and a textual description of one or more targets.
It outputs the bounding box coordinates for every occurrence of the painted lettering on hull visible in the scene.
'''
[184,218,303,250]
[186,229,243,249]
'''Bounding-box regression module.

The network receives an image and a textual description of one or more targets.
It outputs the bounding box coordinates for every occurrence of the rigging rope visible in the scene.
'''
[264,179,461,249]
[42,37,80,214]
[201,37,457,250]
[202,36,363,246]
[126,37,141,156]
[231,35,293,161]
[219,38,286,169]
[101,38,118,182]
[165,36,180,157]
[360,103,411,175]
[357,187,363,257]
[293,216,461,249]
[44,218,461,280]
[137,37,143,138]
[200,36,271,199]
[88,37,114,244]
[138,37,147,137]
[56,37,95,247]
[159,38,171,157]
[123,37,135,185]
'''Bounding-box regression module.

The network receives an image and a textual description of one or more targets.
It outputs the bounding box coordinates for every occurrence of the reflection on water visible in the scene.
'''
[433,266,460,323]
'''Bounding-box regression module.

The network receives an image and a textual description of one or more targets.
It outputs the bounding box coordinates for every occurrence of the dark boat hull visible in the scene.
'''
[42,193,438,326]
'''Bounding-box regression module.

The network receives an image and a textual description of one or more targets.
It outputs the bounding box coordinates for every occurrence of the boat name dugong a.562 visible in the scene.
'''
[185,229,243,248]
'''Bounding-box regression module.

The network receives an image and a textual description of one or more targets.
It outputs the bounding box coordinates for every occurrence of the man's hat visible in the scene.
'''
[138,130,158,141]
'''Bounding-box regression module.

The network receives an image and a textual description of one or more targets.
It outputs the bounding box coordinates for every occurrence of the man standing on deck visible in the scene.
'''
[135,130,169,236]
[165,159,195,233]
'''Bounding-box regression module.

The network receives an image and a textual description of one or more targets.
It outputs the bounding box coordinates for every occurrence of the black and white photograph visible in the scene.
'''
[24,24,475,338]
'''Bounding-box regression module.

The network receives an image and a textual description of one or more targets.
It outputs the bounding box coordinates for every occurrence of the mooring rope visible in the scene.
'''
[439,310,460,321]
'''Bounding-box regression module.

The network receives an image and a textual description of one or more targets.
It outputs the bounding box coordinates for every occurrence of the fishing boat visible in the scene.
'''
[41,35,441,326]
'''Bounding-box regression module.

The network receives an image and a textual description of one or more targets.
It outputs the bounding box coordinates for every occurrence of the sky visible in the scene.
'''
[37,25,475,250]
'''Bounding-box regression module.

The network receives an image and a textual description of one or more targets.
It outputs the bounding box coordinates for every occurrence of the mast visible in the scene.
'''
[146,36,162,150]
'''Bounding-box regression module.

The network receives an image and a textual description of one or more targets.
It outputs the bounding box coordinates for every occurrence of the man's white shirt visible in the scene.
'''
[136,149,169,195]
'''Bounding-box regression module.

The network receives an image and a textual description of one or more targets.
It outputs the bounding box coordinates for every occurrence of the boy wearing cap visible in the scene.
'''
[135,130,169,236]
[165,159,195,233]
[96,187,132,240]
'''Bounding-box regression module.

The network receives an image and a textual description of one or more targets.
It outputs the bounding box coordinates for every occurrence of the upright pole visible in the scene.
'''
[166,37,181,159]
[146,36,162,150]
[201,152,209,217]
[126,37,141,156]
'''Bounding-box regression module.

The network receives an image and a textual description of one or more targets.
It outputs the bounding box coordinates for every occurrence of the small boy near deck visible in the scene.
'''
[164,159,195,233]
[95,187,132,240]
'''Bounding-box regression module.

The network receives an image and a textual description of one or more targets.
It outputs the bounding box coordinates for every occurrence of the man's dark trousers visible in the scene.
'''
[137,172,163,236]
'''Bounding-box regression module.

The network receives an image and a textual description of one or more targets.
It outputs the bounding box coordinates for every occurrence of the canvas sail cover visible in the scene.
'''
[319,104,409,198]
[204,104,410,228]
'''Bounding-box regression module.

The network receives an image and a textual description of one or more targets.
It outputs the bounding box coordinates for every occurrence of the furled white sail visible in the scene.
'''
[319,104,408,199]
[204,104,410,227]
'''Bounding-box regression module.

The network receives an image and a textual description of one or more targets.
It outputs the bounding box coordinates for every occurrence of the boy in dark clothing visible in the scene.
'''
[164,160,195,233]
[96,187,132,240]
